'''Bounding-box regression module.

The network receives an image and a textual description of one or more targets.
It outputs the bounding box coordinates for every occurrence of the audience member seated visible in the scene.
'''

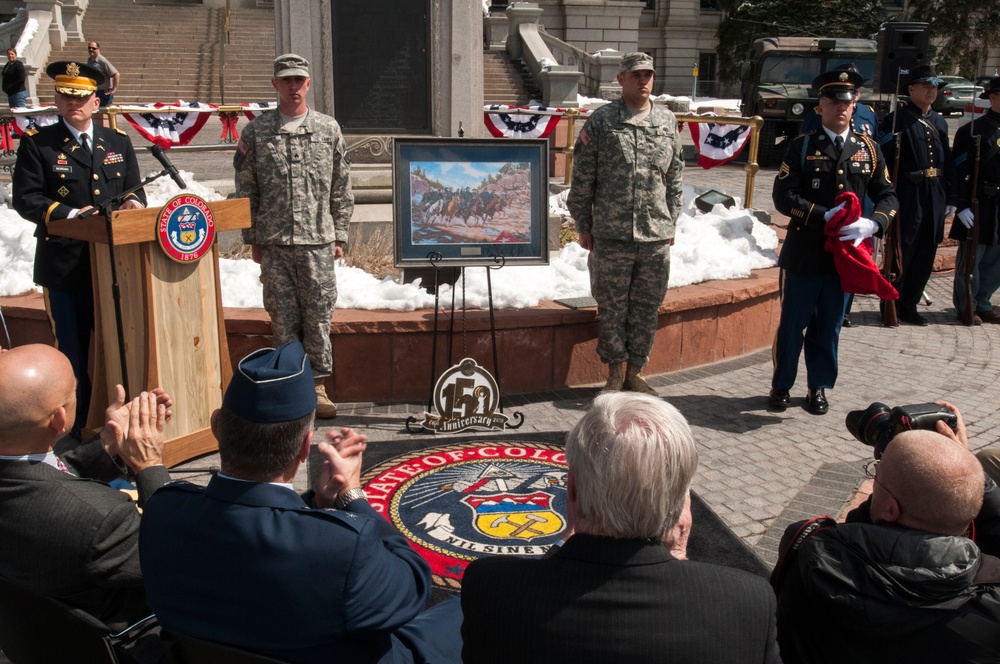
[461,392,781,664]
[139,341,462,664]
[0,344,171,663]
[773,405,1000,664]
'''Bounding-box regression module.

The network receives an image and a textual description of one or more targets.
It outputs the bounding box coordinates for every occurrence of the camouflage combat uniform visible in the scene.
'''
[234,109,354,378]
[566,97,684,365]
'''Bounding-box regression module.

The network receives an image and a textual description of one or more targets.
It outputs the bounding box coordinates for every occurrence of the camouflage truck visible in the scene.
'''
[740,37,885,166]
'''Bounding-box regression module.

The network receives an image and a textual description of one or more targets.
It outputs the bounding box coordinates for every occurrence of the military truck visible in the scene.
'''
[740,37,884,166]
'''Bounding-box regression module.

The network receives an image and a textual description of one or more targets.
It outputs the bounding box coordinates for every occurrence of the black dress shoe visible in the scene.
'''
[768,388,791,409]
[806,388,829,415]
[898,310,929,326]
[842,315,853,328]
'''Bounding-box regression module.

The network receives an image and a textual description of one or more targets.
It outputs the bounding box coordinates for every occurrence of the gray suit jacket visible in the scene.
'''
[0,459,169,630]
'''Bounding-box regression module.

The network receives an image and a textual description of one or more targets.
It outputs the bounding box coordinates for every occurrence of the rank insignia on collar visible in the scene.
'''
[69,144,79,152]
[57,186,69,197]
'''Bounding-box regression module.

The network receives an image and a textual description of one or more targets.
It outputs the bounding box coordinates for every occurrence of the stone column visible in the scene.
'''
[274,0,333,114]
[505,3,543,61]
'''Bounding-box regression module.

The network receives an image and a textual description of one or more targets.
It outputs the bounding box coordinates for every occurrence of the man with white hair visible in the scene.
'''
[774,411,1000,663]
[461,393,780,663]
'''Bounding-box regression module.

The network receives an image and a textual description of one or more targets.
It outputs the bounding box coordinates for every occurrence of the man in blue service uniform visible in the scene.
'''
[140,342,462,664]
[770,68,898,414]
[879,65,957,326]
[950,77,1000,324]
[12,62,145,433]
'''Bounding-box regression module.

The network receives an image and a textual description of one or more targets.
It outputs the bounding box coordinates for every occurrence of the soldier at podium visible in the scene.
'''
[12,61,146,434]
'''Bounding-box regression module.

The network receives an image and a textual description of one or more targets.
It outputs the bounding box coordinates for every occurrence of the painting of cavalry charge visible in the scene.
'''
[408,161,532,246]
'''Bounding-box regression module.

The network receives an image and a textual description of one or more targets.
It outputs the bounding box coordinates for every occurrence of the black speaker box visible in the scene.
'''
[874,23,930,94]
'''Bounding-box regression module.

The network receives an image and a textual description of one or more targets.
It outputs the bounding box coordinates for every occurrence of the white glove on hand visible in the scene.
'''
[958,208,975,229]
[945,205,957,219]
[839,217,878,247]
[824,202,846,222]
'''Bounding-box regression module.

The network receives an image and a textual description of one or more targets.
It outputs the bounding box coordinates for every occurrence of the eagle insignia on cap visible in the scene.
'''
[66,62,80,77]
[838,72,848,81]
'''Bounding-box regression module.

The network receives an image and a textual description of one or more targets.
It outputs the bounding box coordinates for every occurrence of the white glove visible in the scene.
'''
[839,217,878,247]
[945,205,957,219]
[958,208,975,229]
[824,202,846,222]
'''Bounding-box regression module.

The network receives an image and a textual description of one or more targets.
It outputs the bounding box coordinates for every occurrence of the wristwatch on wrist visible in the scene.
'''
[336,487,367,509]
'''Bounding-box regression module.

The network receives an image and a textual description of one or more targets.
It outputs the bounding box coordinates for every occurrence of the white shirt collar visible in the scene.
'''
[62,118,93,146]
[0,451,71,473]
[217,471,294,492]
[822,125,850,144]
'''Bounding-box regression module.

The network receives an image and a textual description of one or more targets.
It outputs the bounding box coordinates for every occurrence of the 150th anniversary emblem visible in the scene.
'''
[418,357,517,433]
[363,442,568,589]
[157,194,216,262]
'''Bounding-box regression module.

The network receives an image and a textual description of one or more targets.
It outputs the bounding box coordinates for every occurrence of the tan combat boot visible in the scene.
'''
[314,379,338,419]
[600,363,624,394]
[623,363,657,395]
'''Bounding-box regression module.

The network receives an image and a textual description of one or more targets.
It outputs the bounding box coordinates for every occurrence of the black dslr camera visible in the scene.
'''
[846,402,958,459]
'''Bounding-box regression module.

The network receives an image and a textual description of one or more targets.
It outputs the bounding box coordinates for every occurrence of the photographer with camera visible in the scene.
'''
[772,401,1000,663]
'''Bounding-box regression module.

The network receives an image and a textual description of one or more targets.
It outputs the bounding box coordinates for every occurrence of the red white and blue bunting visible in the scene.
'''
[483,105,578,139]
[119,101,216,148]
[10,106,60,135]
[688,119,752,169]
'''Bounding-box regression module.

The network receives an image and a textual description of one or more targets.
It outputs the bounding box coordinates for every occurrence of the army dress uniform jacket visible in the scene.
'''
[773,128,898,275]
[567,97,684,242]
[235,109,354,247]
[949,109,1000,247]
[12,121,145,293]
[879,102,956,245]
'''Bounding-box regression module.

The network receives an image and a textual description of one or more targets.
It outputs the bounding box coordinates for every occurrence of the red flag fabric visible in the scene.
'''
[823,191,898,299]
[483,105,567,139]
[689,120,752,169]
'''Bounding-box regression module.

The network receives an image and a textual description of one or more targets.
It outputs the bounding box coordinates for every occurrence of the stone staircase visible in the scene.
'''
[483,51,542,106]
[38,0,275,105]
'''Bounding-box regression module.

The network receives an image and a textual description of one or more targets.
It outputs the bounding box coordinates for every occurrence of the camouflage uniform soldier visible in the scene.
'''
[567,52,684,394]
[234,54,354,419]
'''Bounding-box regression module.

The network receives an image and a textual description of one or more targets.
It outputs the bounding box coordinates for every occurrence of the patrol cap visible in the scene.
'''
[812,68,863,101]
[222,341,317,423]
[979,77,1000,99]
[274,53,310,79]
[620,52,655,74]
[907,65,946,89]
[46,61,105,97]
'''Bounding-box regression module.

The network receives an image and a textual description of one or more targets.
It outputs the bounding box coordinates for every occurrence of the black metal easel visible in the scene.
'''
[405,254,524,433]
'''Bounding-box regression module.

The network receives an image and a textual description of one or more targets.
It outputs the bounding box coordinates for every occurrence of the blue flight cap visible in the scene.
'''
[223,341,316,423]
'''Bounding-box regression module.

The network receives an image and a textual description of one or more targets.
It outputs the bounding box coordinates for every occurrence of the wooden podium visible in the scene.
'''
[48,199,251,467]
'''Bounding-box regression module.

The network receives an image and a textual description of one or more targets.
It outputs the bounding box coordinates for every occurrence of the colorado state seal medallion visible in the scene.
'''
[157,194,216,263]
[363,441,568,589]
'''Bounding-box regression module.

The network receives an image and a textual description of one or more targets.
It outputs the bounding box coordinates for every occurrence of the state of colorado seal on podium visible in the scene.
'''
[157,194,216,263]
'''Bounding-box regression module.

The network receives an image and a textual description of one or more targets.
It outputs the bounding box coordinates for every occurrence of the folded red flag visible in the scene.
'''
[823,191,898,299]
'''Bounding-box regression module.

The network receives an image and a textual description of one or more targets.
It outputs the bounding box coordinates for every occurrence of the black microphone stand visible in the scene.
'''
[79,167,178,400]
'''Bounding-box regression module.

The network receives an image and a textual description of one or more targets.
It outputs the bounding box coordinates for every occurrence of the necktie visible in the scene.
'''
[834,135,844,154]
[80,133,92,161]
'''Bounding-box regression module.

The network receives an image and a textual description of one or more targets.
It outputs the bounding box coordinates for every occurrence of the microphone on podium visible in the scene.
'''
[150,145,187,189]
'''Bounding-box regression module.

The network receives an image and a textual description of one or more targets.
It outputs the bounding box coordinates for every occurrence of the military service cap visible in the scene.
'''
[274,53,310,79]
[46,61,105,97]
[222,341,317,423]
[812,68,863,101]
[620,52,655,74]
[980,77,1000,99]
[907,65,946,89]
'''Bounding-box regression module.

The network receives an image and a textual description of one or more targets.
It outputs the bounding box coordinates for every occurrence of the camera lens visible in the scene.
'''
[845,402,892,449]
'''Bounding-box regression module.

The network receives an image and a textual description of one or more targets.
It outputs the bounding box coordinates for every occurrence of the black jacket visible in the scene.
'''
[775,521,1000,664]
[2,58,24,95]
[949,109,1000,247]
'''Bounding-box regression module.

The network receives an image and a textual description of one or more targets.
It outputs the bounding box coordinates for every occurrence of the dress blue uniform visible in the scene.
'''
[770,69,898,413]
[950,83,1000,321]
[11,62,144,429]
[878,66,956,324]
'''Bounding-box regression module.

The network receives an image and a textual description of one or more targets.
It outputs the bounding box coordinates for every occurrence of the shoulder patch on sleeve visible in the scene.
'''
[233,137,249,169]
[578,128,590,146]
[778,162,790,179]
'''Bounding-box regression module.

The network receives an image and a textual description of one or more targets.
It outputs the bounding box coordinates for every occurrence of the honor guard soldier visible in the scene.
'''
[950,77,1000,324]
[12,61,145,433]
[770,68,898,415]
[879,65,957,326]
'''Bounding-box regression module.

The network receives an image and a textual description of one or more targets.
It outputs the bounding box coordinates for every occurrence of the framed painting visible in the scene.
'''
[393,137,549,267]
